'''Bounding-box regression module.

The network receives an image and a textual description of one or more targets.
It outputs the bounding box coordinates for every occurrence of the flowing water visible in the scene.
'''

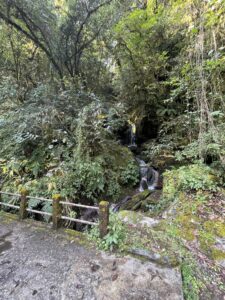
[136,158,159,192]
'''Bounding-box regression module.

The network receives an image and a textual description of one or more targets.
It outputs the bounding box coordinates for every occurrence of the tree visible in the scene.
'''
[0,0,114,86]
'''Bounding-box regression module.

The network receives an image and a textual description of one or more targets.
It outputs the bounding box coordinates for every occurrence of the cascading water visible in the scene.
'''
[128,120,137,150]
[127,122,159,192]
[136,158,159,192]
[112,122,160,212]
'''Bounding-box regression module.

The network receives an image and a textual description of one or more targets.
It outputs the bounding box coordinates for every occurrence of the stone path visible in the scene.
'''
[0,213,183,300]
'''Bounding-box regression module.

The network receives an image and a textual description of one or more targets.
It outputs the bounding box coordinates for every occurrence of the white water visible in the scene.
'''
[136,158,159,192]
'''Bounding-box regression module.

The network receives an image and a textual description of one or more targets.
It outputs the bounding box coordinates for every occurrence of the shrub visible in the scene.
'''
[119,161,139,187]
[88,212,126,251]
[163,164,219,201]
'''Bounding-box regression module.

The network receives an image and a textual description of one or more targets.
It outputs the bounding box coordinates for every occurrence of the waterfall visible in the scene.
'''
[136,158,159,192]
[128,121,137,148]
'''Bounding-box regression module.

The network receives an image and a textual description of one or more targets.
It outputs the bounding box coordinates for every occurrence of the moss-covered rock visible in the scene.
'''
[152,151,177,171]
[119,190,151,210]
[141,190,162,211]
[118,210,159,227]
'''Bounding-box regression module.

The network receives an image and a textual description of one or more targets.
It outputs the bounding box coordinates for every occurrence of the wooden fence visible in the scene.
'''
[0,190,109,238]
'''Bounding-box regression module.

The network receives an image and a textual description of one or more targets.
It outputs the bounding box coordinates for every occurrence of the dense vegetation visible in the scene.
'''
[0,1,225,298]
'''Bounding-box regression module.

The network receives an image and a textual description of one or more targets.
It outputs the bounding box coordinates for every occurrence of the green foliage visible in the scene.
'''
[58,158,106,202]
[75,102,107,157]
[175,127,225,165]
[163,164,219,202]
[181,261,203,300]
[119,161,139,187]
[88,212,126,251]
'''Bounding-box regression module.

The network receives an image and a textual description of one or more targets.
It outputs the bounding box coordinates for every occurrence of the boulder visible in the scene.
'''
[118,190,161,211]
[141,190,162,211]
[118,210,159,228]
[119,190,151,210]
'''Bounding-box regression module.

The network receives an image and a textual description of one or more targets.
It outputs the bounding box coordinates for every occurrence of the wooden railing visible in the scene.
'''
[0,190,109,238]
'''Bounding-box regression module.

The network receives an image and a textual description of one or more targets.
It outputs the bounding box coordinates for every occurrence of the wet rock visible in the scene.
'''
[111,196,132,212]
[119,190,151,211]
[141,190,162,211]
[152,150,177,171]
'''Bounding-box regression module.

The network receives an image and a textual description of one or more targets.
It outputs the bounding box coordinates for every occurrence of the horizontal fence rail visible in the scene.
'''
[0,190,109,238]
[27,195,53,203]
[0,191,20,197]
[26,208,52,216]
[0,203,20,210]
[61,216,97,226]
[60,201,99,210]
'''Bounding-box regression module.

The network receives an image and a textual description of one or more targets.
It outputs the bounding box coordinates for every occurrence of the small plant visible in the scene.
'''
[181,260,204,300]
[87,212,127,251]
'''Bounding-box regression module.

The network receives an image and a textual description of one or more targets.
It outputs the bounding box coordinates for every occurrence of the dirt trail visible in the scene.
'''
[0,213,183,300]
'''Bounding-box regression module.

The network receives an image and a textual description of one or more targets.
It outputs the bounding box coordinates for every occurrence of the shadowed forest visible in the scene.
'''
[0,1,225,299]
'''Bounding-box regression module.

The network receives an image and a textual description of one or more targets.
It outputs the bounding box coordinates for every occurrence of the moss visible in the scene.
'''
[167,213,199,241]
[0,211,18,223]
[99,200,109,207]
[163,172,178,201]
[64,229,92,247]
[199,230,215,254]
[203,221,225,238]
[118,210,143,224]
[178,228,195,241]
[120,190,151,210]
[211,248,225,261]
[52,193,61,200]
[19,187,29,196]
[141,190,162,209]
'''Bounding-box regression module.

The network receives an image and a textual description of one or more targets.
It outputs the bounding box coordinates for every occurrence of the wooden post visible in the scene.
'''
[19,188,29,220]
[99,201,109,238]
[52,194,62,229]
[0,192,2,211]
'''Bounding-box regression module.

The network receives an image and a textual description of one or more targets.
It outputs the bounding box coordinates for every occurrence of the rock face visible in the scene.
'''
[95,254,183,300]
[0,213,184,300]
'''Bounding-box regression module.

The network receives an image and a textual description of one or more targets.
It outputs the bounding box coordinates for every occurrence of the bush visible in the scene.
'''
[163,164,219,201]
[88,212,126,251]
[119,161,139,187]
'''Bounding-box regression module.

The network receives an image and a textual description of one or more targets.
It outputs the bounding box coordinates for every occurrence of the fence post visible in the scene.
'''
[99,201,109,238]
[52,194,62,229]
[19,188,29,220]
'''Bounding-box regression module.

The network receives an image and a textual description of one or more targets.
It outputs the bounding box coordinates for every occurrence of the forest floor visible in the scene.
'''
[0,212,183,300]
